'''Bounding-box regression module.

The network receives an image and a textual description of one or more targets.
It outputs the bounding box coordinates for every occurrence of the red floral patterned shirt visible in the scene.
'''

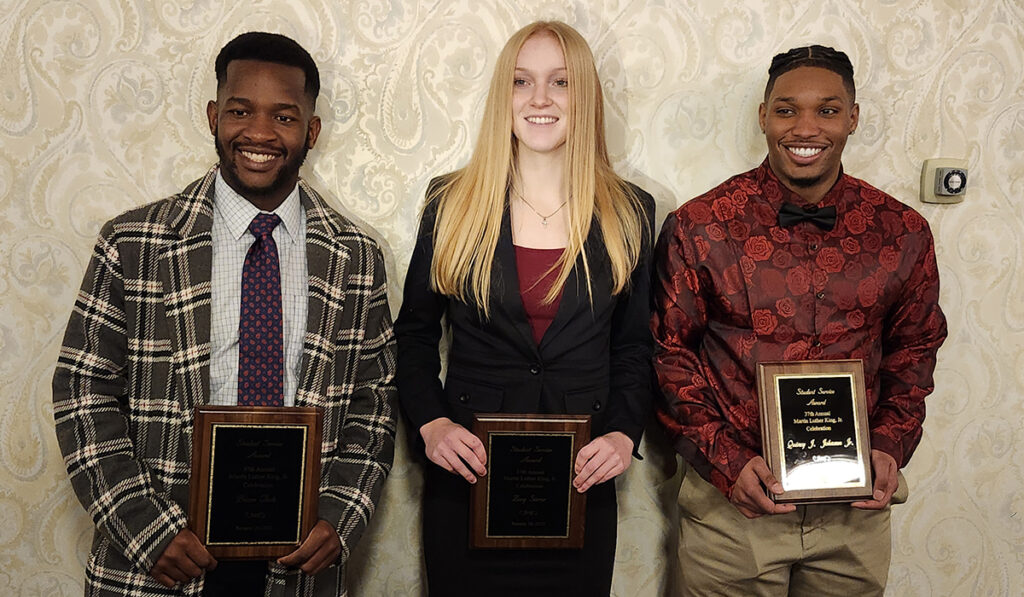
[652,160,947,497]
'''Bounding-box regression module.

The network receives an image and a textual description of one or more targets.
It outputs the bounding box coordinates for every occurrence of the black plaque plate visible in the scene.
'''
[206,425,305,544]
[757,360,872,504]
[471,414,589,549]
[189,406,322,559]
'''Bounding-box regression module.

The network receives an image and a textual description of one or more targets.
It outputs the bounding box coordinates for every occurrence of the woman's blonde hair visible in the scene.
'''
[429,20,646,317]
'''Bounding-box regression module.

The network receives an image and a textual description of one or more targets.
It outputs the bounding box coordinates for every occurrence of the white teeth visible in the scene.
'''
[788,146,823,158]
[241,150,274,163]
[526,116,557,124]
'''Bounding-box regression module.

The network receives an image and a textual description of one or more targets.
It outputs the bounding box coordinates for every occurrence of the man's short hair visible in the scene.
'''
[765,45,855,102]
[215,32,320,104]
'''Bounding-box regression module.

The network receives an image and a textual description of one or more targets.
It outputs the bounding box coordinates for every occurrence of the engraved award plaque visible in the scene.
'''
[188,406,322,559]
[470,414,590,549]
[757,360,873,504]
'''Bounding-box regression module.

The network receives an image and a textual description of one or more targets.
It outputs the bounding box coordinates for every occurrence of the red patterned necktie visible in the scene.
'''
[238,213,284,406]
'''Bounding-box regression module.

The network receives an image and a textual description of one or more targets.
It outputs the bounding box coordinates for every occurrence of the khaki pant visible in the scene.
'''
[676,466,896,597]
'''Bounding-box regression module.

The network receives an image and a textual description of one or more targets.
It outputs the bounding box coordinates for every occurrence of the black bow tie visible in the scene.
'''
[778,202,837,230]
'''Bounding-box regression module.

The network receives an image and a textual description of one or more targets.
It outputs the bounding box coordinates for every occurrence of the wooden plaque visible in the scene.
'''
[757,360,873,504]
[470,414,590,549]
[188,405,322,559]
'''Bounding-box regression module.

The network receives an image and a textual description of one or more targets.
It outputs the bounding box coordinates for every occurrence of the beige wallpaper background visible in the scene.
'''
[1,0,1022,595]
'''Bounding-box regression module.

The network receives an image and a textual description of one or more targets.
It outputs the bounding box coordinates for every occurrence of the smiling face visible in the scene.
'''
[759,66,859,203]
[207,59,321,211]
[511,33,569,160]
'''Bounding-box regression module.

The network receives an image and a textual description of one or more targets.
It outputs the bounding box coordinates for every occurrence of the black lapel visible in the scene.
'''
[494,207,541,357]
[537,220,609,350]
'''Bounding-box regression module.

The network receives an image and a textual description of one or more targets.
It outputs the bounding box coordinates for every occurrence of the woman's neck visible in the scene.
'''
[511,149,569,248]
[515,150,566,210]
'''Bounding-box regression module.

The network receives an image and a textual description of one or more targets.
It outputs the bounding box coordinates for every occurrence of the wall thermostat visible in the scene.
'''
[921,158,968,204]
[934,167,967,196]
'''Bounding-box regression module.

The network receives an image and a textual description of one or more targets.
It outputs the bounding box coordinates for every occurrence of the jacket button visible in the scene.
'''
[529,364,541,375]
[592,400,602,411]
[458,393,469,404]
[816,292,825,300]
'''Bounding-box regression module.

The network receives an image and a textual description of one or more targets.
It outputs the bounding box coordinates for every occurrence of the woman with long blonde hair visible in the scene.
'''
[396,21,655,595]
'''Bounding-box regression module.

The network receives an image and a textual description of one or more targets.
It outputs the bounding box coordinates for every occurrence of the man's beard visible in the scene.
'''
[214,127,310,200]
[788,175,823,189]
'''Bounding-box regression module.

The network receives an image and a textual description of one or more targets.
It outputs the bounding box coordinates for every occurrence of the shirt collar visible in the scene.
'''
[214,170,303,244]
[755,158,849,209]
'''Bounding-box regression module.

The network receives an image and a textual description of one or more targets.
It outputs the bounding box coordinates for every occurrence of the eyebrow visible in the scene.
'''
[224,97,302,111]
[772,95,844,103]
[514,67,568,74]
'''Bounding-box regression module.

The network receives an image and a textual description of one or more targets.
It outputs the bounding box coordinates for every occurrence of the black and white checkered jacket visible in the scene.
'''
[53,167,397,596]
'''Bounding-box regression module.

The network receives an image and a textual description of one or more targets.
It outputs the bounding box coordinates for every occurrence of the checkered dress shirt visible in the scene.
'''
[209,173,307,406]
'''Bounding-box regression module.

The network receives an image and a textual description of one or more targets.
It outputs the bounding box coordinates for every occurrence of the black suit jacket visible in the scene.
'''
[396,179,655,450]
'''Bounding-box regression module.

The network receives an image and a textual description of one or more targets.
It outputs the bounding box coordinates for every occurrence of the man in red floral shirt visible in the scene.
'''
[653,45,946,595]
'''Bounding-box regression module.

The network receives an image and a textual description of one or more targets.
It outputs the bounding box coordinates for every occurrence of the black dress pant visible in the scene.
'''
[422,464,617,597]
[203,560,267,596]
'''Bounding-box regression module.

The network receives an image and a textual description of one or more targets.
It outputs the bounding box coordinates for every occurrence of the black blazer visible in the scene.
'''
[396,179,655,450]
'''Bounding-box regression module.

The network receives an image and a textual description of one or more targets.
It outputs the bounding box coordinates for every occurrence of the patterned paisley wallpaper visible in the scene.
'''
[1,0,1022,595]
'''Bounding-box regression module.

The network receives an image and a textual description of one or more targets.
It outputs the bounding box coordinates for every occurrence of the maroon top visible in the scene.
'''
[653,160,947,497]
[515,245,565,345]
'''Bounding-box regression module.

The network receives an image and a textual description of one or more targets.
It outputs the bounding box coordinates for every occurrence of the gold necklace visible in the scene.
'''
[512,187,568,227]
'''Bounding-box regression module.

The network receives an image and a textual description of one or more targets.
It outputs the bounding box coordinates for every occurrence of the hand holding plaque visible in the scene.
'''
[756,360,873,504]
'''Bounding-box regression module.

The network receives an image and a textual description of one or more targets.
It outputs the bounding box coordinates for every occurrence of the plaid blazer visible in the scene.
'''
[53,168,397,597]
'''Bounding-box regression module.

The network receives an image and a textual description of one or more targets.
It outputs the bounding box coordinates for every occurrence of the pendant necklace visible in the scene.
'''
[513,187,568,227]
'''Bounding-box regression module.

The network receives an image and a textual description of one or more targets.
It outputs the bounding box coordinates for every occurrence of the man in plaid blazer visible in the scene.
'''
[52,32,396,596]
